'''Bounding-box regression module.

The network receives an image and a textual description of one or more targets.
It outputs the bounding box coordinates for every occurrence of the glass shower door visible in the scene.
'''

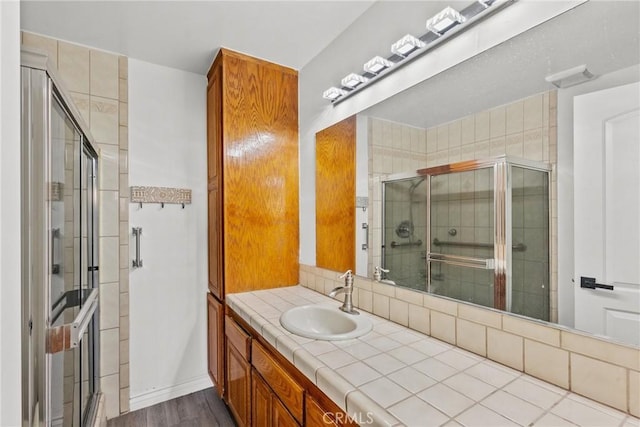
[47,91,100,427]
[382,176,428,291]
[427,167,497,309]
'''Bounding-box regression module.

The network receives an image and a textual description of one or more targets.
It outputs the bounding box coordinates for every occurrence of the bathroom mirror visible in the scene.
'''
[317,1,640,346]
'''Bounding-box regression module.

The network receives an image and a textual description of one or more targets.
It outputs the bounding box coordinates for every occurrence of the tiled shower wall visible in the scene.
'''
[22,32,130,418]
[367,91,558,321]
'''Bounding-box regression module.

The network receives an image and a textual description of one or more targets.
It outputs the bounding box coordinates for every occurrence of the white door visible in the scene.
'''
[574,82,640,347]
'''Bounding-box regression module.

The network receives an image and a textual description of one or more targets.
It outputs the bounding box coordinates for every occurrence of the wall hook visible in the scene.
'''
[139,202,143,209]
[161,202,165,208]
[182,203,185,209]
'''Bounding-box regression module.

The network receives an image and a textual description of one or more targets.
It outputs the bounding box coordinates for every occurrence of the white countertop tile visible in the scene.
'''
[389,396,450,427]
[417,383,475,418]
[335,361,382,387]
[226,286,637,427]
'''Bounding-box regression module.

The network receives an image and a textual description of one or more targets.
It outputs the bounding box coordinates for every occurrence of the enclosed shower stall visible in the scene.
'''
[382,157,551,321]
[22,49,101,426]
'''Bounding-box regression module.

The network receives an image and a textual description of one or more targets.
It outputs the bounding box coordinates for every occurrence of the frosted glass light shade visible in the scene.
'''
[426,6,466,35]
[341,73,368,88]
[391,34,425,57]
[363,56,393,74]
[322,87,347,100]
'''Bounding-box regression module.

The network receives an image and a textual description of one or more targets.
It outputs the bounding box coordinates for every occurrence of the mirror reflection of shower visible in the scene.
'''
[382,157,551,322]
[382,176,427,290]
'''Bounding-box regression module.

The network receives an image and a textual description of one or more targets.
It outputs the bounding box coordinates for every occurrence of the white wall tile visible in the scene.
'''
[100,328,120,376]
[90,50,119,99]
[58,41,90,94]
[570,353,627,411]
[100,374,120,419]
[524,339,569,388]
[99,190,119,236]
[99,282,119,330]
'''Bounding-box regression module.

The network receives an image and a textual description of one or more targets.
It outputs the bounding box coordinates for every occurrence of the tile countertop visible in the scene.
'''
[226,286,639,427]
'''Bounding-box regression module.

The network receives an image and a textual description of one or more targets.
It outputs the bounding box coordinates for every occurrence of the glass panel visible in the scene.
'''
[510,166,550,321]
[430,168,494,259]
[50,94,82,427]
[80,148,98,423]
[49,94,99,427]
[430,263,495,306]
[429,167,495,309]
[382,177,428,291]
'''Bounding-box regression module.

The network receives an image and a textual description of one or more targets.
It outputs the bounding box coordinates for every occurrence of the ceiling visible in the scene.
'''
[363,1,640,129]
[20,1,375,74]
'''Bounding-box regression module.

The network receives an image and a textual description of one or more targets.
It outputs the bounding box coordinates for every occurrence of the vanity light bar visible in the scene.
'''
[322,87,348,100]
[478,0,497,8]
[322,0,515,104]
[426,6,466,35]
[341,73,369,88]
[391,34,426,57]
[363,56,393,75]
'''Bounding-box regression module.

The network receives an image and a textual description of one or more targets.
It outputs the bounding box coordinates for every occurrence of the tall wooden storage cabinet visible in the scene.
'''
[206,48,299,399]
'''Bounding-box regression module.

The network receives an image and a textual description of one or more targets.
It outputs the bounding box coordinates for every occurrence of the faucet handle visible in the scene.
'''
[338,270,353,279]
[373,266,389,281]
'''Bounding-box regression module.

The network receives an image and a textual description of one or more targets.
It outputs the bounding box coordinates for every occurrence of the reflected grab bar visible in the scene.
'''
[428,252,495,270]
[390,240,423,248]
[432,238,526,252]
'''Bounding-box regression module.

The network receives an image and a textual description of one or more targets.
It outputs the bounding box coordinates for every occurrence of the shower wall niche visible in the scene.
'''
[382,156,551,322]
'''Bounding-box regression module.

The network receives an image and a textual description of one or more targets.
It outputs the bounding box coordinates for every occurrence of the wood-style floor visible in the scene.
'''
[107,388,235,427]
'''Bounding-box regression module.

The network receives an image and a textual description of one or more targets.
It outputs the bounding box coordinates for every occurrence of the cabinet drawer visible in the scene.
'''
[225,316,251,360]
[252,341,304,423]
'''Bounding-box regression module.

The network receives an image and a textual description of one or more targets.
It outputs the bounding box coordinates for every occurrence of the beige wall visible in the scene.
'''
[366,90,559,321]
[22,32,130,419]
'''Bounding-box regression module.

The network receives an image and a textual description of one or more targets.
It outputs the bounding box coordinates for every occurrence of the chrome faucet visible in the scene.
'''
[329,270,359,315]
[373,266,389,282]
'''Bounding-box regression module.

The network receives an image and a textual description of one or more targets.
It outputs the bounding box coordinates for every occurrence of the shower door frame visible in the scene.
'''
[21,49,101,427]
[382,156,551,314]
[420,156,551,313]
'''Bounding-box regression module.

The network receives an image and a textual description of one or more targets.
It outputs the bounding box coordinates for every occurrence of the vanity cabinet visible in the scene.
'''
[225,316,252,426]
[205,48,299,397]
[252,341,304,424]
[252,369,299,427]
[207,294,224,397]
[225,312,355,427]
[305,396,338,427]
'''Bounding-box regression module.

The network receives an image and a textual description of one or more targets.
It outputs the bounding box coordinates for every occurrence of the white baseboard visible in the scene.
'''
[129,375,213,412]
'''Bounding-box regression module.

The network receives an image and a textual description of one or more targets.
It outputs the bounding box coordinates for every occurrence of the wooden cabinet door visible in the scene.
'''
[252,369,272,427]
[305,395,337,427]
[226,340,251,426]
[207,294,224,397]
[272,396,299,427]
[207,63,223,299]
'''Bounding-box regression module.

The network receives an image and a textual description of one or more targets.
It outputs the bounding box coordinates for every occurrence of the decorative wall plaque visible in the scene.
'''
[130,186,191,205]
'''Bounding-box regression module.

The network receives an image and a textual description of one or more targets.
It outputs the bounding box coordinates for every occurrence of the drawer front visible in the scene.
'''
[252,341,304,423]
[225,316,251,360]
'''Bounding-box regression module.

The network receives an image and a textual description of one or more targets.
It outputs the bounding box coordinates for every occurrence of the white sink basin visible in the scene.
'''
[279,304,372,341]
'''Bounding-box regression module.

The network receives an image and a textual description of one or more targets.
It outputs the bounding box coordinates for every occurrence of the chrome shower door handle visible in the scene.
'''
[51,228,61,275]
[132,227,143,268]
